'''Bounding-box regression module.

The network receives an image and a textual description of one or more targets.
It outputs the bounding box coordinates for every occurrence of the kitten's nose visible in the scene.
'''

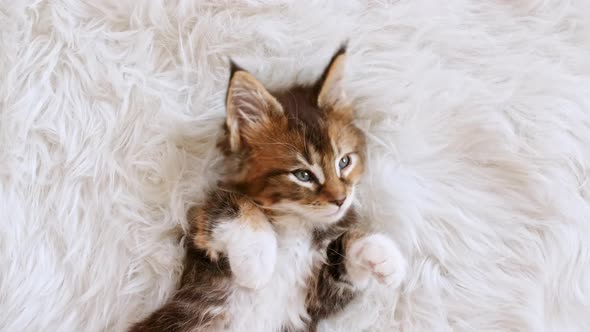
[330,196,347,207]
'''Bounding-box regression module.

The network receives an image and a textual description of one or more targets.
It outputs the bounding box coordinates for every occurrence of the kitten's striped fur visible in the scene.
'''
[130,46,406,332]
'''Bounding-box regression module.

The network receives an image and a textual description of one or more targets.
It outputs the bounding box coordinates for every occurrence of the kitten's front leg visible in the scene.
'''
[212,202,278,290]
[225,220,277,290]
[346,233,407,289]
[306,229,406,323]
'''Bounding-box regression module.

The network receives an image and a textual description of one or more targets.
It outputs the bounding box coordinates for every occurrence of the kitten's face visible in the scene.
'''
[221,48,365,224]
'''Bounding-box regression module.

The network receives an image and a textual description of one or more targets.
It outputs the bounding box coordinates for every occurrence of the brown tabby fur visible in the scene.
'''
[130,46,372,332]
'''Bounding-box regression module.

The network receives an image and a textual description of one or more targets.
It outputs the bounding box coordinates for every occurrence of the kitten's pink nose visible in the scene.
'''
[330,196,347,207]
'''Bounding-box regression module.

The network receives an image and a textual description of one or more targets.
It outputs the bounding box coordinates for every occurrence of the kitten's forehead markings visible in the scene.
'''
[309,147,326,184]
[296,154,325,185]
[330,137,342,177]
[331,137,341,159]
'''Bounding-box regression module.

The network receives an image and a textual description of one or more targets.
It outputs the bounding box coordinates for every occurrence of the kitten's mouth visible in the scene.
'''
[321,197,351,219]
[328,208,341,215]
[323,207,344,218]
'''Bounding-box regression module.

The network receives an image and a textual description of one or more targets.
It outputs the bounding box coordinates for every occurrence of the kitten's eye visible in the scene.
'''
[293,170,312,182]
[339,155,351,169]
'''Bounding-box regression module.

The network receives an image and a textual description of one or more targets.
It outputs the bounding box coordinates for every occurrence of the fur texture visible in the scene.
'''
[1,0,590,331]
[130,48,405,331]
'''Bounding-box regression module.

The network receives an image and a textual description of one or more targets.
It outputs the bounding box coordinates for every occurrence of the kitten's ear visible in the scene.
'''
[317,45,350,112]
[225,62,282,152]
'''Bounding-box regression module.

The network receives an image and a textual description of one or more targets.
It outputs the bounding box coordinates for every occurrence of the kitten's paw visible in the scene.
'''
[227,224,277,290]
[347,233,407,289]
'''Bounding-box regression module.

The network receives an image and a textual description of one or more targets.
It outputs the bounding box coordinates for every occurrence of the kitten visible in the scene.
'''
[130,46,407,332]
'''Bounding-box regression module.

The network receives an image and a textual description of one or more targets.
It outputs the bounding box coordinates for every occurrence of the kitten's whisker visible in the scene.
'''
[327,247,347,260]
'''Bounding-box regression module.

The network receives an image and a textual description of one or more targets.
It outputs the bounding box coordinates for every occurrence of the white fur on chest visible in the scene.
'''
[225,216,323,332]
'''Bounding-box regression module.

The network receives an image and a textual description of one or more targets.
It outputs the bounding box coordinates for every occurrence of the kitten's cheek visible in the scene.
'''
[227,225,278,290]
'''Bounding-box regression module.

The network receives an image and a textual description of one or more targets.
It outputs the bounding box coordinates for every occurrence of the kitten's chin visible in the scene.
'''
[287,208,345,226]
[271,191,355,225]
[271,203,349,225]
[316,209,348,224]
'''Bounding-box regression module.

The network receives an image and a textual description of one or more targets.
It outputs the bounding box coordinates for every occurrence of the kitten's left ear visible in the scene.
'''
[317,44,350,112]
[225,61,283,152]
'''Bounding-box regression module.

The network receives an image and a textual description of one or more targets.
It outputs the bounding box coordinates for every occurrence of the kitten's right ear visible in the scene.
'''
[225,61,282,152]
[317,44,349,110]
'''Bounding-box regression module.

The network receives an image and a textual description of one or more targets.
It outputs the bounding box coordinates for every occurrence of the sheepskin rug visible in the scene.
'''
[2,0,590,331]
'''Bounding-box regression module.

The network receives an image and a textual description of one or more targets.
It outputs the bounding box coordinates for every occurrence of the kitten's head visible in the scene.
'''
[219,46,366,224]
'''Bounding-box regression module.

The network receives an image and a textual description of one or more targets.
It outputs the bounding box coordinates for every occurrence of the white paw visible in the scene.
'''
[346,233,407,289]
[226,224,277,290]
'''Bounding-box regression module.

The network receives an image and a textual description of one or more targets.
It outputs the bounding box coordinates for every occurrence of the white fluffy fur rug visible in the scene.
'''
[2,1,590,331]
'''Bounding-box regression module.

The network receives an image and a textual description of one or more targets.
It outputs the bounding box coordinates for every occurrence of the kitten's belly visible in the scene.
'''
[225,226,321,332]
